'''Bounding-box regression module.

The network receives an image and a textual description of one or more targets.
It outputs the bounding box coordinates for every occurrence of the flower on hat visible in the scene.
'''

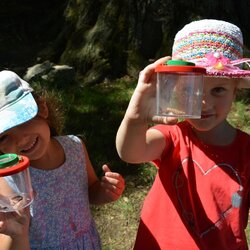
[205,51,230,70]
[193,50,250,78]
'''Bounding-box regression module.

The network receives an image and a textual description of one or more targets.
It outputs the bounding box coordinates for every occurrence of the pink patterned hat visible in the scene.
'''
[172,19,250,88]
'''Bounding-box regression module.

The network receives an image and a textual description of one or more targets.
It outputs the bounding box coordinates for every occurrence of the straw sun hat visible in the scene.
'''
[172,19,250,88]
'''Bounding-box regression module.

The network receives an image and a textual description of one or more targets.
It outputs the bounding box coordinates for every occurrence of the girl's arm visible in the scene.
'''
[0,208,30,250]
[116,56,177,163]
[81,142,125,205]
[0,234,30,250]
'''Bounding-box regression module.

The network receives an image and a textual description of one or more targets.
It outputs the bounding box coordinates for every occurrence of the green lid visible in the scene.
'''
[165,60,195,66]
[0,154,19,169]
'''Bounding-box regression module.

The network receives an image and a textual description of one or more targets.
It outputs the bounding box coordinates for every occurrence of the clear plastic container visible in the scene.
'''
[0,154,34,212]
[155,60,206,118]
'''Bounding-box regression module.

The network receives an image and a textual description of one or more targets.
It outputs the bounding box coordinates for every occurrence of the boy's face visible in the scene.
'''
[186,77,237,131]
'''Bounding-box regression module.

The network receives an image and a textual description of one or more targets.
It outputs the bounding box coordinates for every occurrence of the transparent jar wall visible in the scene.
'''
[156,72,204,118]
[0,168,34,212]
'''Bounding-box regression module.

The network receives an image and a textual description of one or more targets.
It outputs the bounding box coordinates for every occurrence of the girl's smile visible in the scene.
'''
[20,136,39,154]
[0,116,51,162]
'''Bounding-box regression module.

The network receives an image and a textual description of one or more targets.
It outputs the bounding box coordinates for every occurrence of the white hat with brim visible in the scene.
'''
[172,19,250,88]
[0,70,38,134]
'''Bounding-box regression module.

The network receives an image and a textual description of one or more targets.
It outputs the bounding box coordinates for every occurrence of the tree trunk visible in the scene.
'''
[0,0,250,84]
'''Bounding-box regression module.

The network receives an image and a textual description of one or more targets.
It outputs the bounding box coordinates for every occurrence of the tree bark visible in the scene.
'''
[0,0,250,84]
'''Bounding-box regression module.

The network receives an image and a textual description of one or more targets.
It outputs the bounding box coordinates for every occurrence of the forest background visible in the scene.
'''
[0,1,250,249]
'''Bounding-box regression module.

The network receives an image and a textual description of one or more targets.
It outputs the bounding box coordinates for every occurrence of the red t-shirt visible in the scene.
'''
[134,121,250,250]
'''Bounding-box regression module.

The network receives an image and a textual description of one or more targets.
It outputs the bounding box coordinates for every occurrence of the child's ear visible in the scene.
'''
[37,100,49,119]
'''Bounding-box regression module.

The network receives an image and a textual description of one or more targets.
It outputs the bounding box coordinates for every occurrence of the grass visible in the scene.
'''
[63,76,138,176]
[228,99,250,134]
[45,78,250,249]
[91,176,151,250]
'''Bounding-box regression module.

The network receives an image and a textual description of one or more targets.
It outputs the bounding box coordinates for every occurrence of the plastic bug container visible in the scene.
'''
[0,154,34,212]
[155,60,206,118]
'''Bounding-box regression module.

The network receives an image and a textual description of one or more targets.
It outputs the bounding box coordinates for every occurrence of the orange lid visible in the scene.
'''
[0,154,30,177]
[155,60,206,74]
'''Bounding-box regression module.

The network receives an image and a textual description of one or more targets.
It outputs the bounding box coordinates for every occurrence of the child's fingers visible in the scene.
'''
[102,164,124,182]
[0,208,30,236]
[139,56,171,83]
[153,56,171,66]
[101,164,125,197]
[152,115,178,125]
[102,164,111,173]
[102,175,125,189]
[104,171,122,179]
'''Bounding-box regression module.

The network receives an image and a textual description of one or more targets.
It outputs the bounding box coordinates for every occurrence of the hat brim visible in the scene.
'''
[0,93,38,134]
[205,75,250,89]
[205,70,250,88]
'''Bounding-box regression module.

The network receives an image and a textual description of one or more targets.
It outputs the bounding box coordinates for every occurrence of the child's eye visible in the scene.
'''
[211,87,226,96]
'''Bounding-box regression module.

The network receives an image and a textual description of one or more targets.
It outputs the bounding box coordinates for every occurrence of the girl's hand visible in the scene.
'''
[0,207,30,237]
[0,207,30,250]
[100,164,125,202]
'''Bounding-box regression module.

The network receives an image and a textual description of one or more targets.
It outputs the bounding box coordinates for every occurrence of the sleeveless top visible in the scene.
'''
[29,135,101,249]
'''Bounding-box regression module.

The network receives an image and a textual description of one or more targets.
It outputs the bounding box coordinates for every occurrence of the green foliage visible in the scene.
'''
[62,76,136,175]
[138,162,157,185]
[228,90,250,134]
[43,76,250,182]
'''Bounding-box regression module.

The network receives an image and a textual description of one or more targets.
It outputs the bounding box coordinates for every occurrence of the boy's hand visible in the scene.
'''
[100,164,125,201]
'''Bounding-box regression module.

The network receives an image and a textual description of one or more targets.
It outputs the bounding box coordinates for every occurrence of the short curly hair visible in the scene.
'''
[32,89,66,136]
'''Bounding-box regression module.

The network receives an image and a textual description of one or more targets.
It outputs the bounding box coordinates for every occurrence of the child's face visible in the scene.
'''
[0,116,50,161]
[186,77,237,131]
